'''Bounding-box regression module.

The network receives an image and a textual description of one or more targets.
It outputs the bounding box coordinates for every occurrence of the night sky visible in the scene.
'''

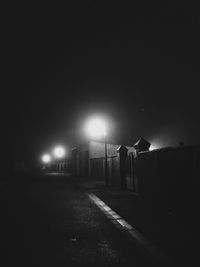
[2,1,200,169]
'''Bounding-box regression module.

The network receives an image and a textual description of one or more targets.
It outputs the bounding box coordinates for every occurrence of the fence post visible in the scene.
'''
[117,145,128,189]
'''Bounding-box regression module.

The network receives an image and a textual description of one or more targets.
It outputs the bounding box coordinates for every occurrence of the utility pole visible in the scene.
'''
[104,134,108,186]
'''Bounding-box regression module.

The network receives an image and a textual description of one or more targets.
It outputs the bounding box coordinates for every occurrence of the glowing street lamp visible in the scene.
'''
[85,116,108,186]
[53,146,66,159]
[85,117,106,138]
[42,154,51,164]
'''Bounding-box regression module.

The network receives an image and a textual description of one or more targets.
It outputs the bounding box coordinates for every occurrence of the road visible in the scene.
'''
[0,174,154,267]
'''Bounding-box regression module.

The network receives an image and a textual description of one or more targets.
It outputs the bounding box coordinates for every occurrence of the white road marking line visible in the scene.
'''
[88,192,172,266]
[117,218,133,230]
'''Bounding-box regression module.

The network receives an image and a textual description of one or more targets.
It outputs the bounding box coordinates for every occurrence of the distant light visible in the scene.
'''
[149,144,157,151]
[85,117,106,138]
[53,146,66,158]
[42,154,51,163]
[149,142,162,151]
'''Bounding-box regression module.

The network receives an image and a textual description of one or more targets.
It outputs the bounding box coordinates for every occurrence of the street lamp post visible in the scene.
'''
[52,146,66,172]
[104,131,108,187]
[41,154,52,172]
[85,117,109,186]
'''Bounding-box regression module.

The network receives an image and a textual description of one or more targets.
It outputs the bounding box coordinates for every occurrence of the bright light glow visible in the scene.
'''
[53,146,66,158]
[149,142,162,151]
[42,154,51,163]
[85,117,106,138]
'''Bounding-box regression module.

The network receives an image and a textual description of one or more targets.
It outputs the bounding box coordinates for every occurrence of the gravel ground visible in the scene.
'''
[0,174,154,267]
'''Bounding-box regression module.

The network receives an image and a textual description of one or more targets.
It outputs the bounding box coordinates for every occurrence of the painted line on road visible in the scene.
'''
[87,193,172,266]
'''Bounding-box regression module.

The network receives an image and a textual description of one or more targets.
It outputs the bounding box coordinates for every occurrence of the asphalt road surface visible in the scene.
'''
[0,174,156,267]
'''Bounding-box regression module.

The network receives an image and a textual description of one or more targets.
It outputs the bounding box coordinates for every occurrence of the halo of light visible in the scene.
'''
[42,154,51,163]
[85,117,106,138]
[149,142,162,151]
[53,146,66,158]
